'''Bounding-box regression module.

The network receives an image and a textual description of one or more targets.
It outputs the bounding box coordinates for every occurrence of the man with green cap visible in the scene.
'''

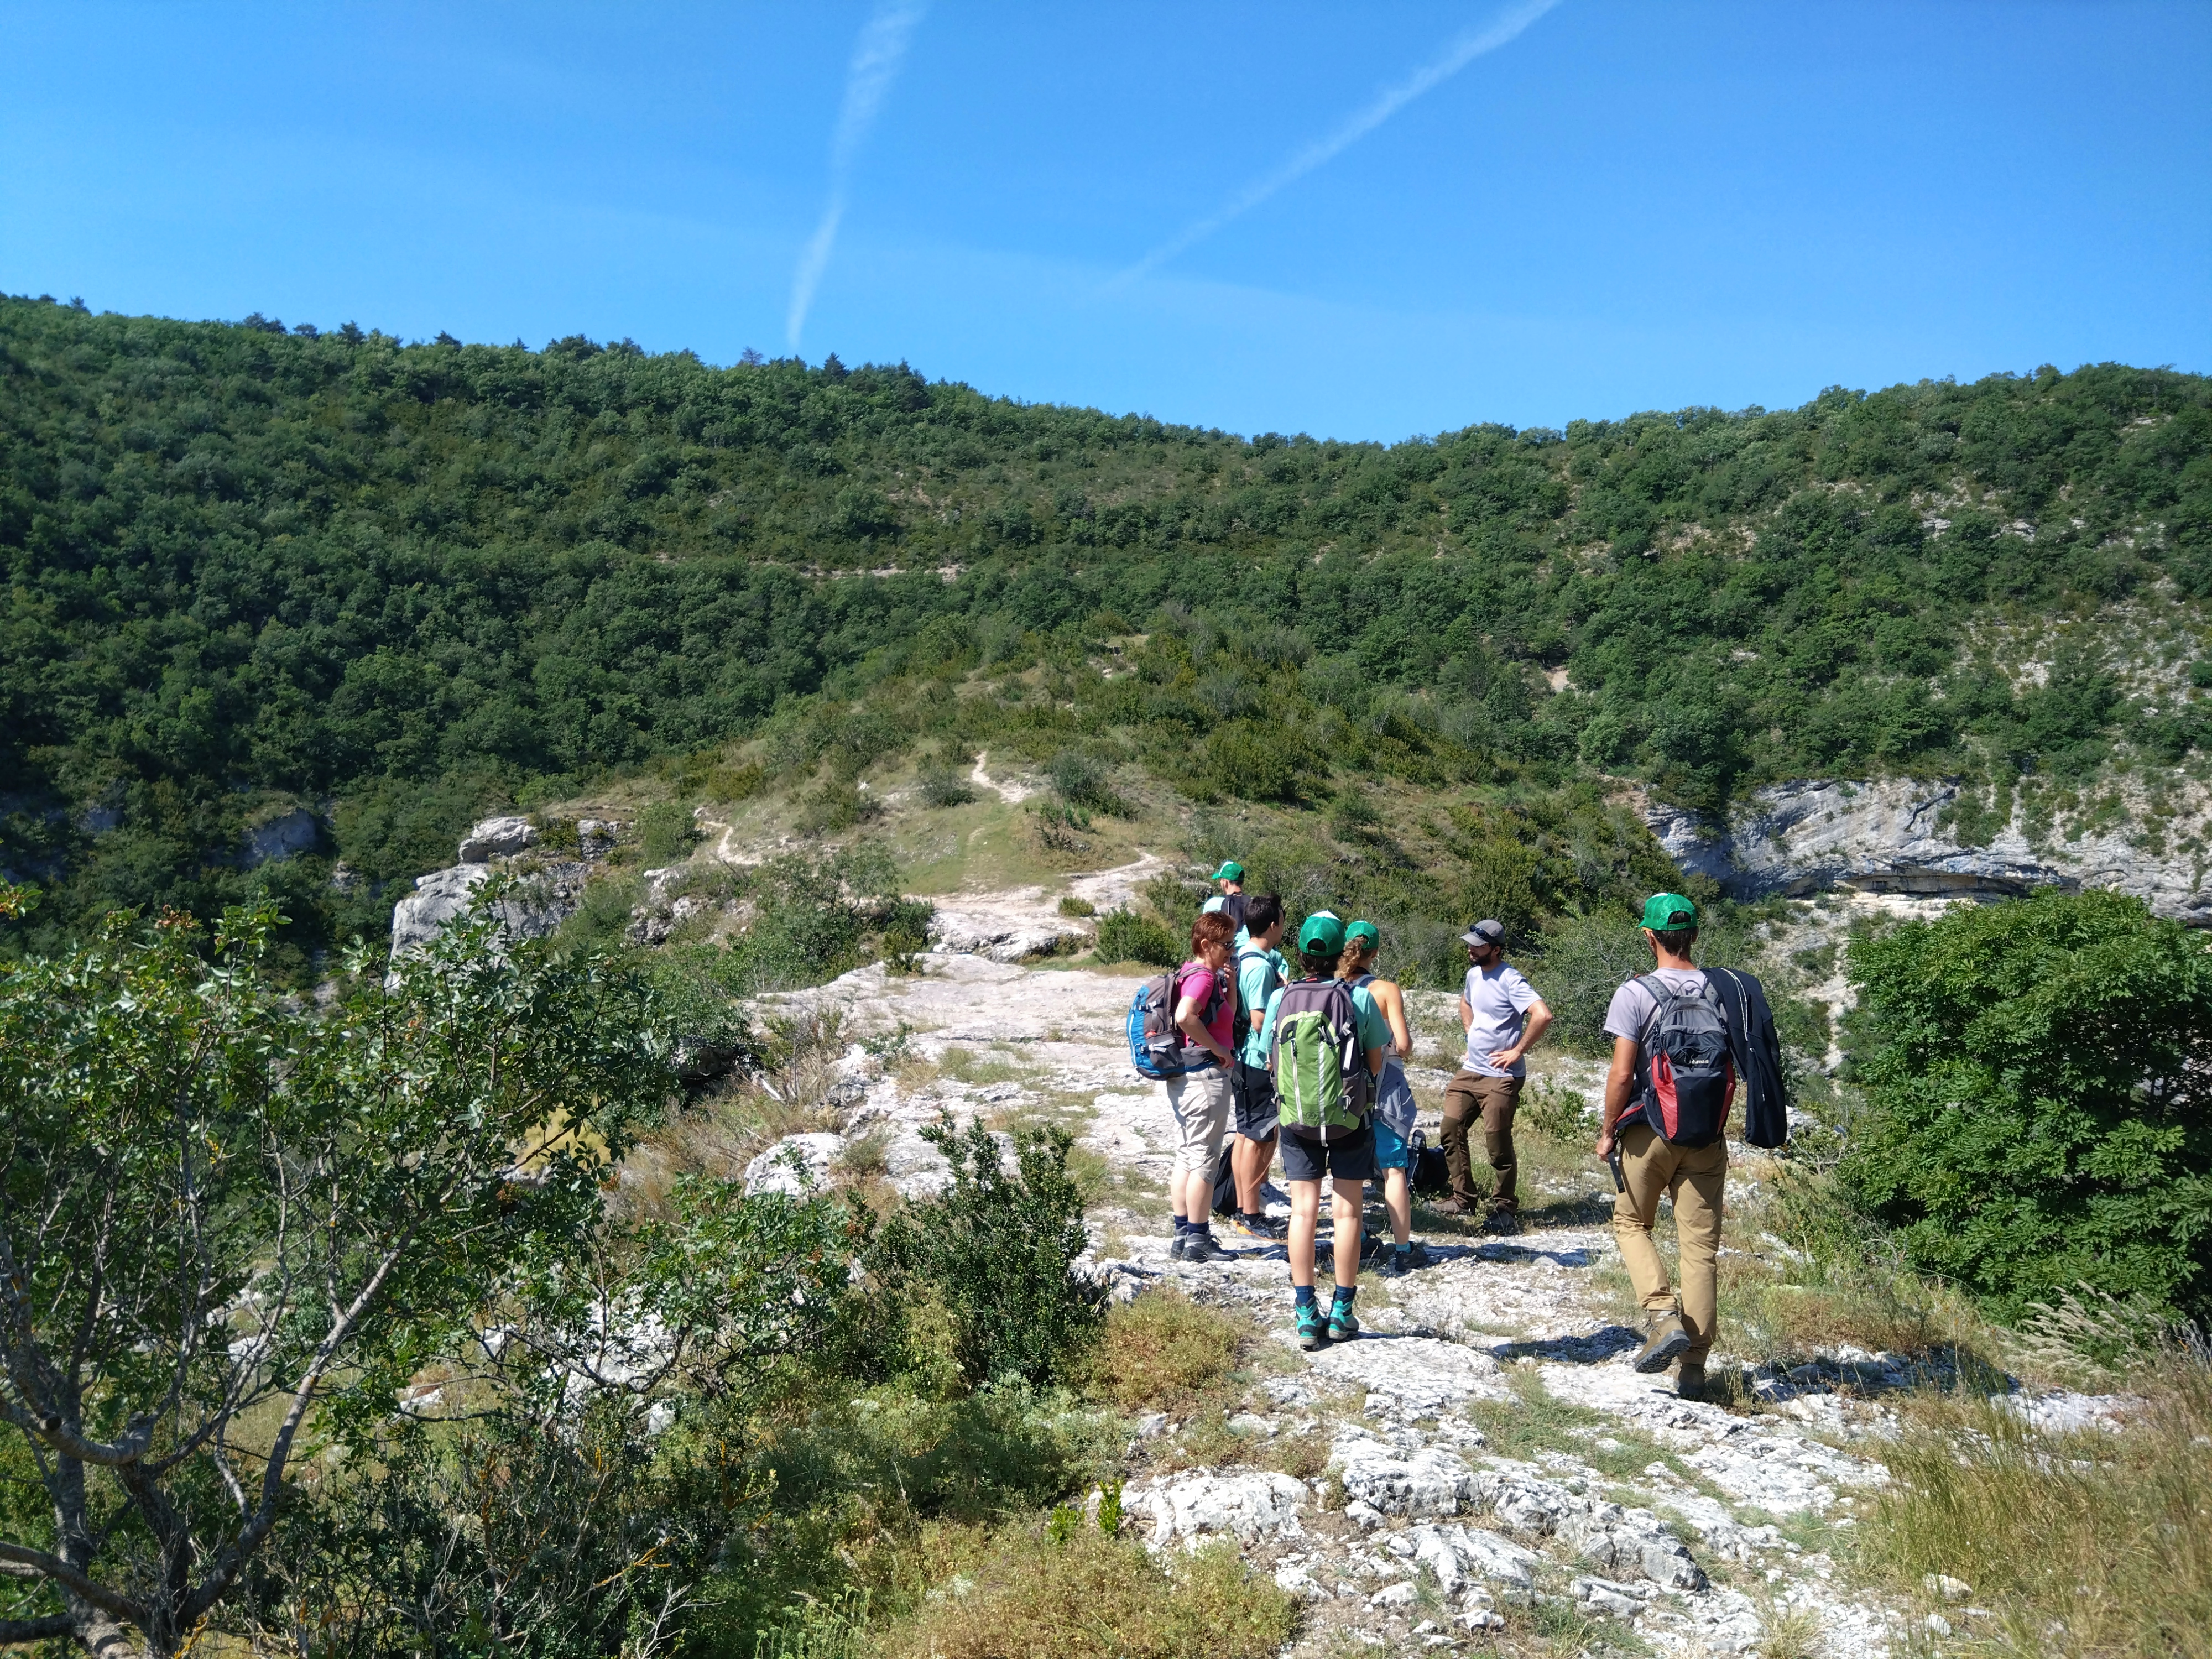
[1595,894,1742,1400]
[1258,912,1391,1349]
[1201,861,1248,938]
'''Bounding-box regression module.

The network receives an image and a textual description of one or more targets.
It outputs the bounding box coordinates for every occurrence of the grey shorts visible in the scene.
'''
[1162,1066,1232,1177]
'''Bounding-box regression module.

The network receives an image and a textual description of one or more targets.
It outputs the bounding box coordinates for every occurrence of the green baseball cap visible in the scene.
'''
[1297,913,1346,953]
[1638,893,1699,932]
[1210,860,1245,881]
[1345,920,1380,949]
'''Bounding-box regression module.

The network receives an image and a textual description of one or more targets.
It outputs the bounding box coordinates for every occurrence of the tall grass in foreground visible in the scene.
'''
[1863,1343,2212,1658]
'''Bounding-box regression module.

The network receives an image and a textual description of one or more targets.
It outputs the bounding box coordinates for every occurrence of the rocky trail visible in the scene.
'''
[732,944,1959,1657]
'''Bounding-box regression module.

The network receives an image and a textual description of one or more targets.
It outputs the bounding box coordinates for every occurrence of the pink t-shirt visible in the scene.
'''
[1175,961,1234,1063]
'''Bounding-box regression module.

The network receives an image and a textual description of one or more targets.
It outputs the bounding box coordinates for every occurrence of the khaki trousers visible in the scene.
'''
[1611,1123,1727,1366]
[1441,1071,1520,1208]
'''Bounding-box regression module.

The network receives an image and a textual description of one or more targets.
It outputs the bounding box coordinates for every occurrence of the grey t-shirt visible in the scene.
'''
[1461,962,1541,1078]
[1603,968,1710,1044]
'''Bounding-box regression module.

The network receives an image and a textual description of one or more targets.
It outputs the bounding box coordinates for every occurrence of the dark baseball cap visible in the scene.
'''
[1460,919,1505,946]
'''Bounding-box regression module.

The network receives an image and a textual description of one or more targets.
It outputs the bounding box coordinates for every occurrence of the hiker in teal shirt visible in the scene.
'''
[1227,895,1289,1240]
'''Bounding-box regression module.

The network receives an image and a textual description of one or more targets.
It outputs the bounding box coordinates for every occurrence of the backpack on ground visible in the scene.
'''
[1631,974,1735,1149]
[1211,1141,1239,1217]
[1126,963,1223,1081]
[1269,978,1370,1138]
[1409,1128,1451,1198]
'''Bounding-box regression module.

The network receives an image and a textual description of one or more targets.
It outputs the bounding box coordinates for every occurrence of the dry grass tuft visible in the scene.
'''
[878,1528,1296,1659]
[1080,1290,1247,1417]
[1861,1343,2212,1656]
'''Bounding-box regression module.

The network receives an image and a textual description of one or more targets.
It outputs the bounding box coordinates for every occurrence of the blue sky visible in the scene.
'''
[3,1,2206,441]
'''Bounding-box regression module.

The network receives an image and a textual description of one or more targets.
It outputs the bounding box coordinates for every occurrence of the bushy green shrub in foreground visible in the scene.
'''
[1840,888,2212,1321]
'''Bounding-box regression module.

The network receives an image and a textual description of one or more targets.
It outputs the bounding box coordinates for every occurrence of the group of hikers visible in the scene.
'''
[1132,863,1785,1402]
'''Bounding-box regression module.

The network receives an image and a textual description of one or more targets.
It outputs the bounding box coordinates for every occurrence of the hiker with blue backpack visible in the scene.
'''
[1259,913,1392,1349]
[1339,922,1427,1278]
[1596,894,1788,1401]
[1127,908,1241,1264]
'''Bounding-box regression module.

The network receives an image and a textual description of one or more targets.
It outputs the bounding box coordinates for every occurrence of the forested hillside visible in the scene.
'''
[4,293,2209,960]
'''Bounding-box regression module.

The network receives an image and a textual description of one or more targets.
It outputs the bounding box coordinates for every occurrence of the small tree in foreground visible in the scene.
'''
[1840,887,2212,1322]
[0,887,672,1659]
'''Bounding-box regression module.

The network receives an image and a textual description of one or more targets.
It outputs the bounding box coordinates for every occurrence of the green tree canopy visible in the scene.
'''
[1839,888,2212,1322]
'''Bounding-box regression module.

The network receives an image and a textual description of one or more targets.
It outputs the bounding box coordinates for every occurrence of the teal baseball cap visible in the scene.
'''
[1210,860,1245,881]
[1345,920,1380,950]
[1297,913,1347,953]
[1638,893,1699,932]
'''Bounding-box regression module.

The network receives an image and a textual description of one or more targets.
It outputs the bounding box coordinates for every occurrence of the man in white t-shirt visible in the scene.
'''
[1437,919,1552,1226]
[1594,893,1728,1400]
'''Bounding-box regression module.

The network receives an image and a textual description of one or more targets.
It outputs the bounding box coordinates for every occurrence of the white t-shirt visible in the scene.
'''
[1603,969,1710,1044]
[1461,962,1541,1078]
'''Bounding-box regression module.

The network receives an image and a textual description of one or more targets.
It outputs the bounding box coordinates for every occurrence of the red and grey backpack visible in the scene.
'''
[1630,974,1736,1149]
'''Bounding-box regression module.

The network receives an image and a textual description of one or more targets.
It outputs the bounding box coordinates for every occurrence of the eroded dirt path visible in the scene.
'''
[755,951,1910,1656]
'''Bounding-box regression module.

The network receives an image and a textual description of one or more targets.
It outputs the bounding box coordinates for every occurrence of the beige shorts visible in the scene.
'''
[1163,1066,1233,1176]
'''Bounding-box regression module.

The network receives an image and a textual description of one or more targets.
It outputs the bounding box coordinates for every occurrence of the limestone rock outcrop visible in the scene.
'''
[1646,777,2210,925]
[241,806,322,868]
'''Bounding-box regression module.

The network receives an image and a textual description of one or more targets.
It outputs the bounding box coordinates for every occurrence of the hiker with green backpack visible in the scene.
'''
[1258,912,1391,1349]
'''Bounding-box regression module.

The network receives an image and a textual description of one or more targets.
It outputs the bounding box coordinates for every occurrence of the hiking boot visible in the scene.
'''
[1484,1205,1521,1235]
[1430,1196,1478,1218]
[1181,1232,1234,1264]
[1295,1301,1329,1350]
[1327,1301,1361,1343]
[1226,1212,1284,1242]
[1404,1240,1432,1270]
[1167,1234,1188,1262]
[1377,1249,1414,1279]
[1676,1365,1708,1402]
[1632,1314,1693,1374]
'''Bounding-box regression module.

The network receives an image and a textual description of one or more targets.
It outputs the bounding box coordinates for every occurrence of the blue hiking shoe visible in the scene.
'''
[1327,1300,1361,1343]
[1295,1301,1329,1350]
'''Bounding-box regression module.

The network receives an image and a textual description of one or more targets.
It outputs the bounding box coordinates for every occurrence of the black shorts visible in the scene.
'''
[1280,1121,1375,1183]
[1231,1062,1279,1139]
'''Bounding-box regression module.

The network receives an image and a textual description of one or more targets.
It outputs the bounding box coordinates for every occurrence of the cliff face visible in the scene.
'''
[1645,778,2212,926]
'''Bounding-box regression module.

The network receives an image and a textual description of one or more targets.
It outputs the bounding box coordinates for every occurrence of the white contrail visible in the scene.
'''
[787,0,927,349]
[1108,0,1564,290]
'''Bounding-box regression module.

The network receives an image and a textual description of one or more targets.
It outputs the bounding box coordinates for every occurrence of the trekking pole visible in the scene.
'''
[1605,1140,1626,1195]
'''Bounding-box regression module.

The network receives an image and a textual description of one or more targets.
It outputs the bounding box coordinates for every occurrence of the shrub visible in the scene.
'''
[1521,1076,1596,1143]
[1095,908,1179,967]
[1526,910,1653,1055]
[1046,747,1123,813]
[1057,894,1097,917]
[872,1115,1108,1388]
[918,764,977,808]
[639,799,698,862]
[1839,888,2212,1321]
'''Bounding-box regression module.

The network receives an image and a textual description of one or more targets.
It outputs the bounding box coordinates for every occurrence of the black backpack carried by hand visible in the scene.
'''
[1631,974,1735,1149]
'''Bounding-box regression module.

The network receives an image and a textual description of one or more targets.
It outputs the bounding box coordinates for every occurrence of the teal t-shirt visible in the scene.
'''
[1235,945,1287,1066]
[1346,979,1397,1058]
[1258,978,1392,1066]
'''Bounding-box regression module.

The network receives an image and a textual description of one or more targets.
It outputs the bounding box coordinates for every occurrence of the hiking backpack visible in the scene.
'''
[1267,978,1370,1138]
[1631,974,1736,1149]
[1408,1128,1451,1198]
[1126,962,1223,1081]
